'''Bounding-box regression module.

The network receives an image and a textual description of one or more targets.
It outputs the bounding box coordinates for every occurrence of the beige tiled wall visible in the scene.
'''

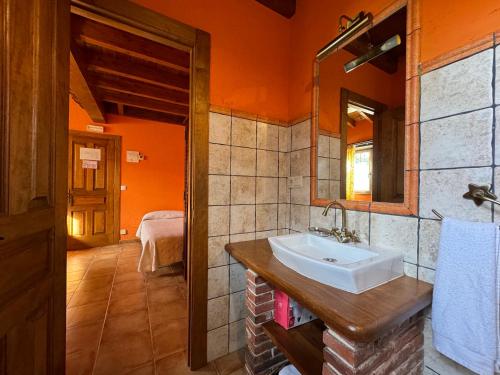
[205,45,498,374]
[207,112,290,361]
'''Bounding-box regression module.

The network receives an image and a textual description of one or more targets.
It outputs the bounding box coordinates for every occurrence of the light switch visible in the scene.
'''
[120,229,128,235]
[120,185,127,191]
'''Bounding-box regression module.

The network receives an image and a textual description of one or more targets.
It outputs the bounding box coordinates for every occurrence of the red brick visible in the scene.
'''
[247,289,273,304]
[246,270,267,285]
[247,297,274,316]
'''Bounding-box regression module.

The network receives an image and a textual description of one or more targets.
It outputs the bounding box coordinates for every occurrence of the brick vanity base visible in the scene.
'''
[245,269,425,375]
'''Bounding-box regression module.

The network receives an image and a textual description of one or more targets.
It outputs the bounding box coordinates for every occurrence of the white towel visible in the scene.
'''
[279,364,301,375]
[432,217,499,375]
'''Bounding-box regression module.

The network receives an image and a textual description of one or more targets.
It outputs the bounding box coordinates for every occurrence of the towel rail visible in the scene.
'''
[432,183,500,221]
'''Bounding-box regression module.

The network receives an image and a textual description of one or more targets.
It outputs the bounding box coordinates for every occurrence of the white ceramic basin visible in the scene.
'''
[268,233,403,294]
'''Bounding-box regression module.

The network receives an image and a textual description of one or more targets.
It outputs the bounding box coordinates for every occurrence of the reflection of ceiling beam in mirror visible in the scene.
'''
[347,103,374,116]
[316,12,372,60]
[344,34,402,73]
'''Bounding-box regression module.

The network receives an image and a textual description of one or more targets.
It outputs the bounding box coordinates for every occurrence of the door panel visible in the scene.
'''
[67,132,120,249]
[0,0,69,373]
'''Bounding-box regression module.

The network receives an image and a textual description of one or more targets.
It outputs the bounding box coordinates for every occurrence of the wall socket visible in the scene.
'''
[120,185,127,191]
[288,176,303,189]
[119,229,127,235]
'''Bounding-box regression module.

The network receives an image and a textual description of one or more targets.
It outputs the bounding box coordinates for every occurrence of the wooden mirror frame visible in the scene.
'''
[310,0,420,216]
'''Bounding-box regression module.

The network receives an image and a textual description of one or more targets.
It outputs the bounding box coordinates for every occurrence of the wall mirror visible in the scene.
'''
[311,2,419,215]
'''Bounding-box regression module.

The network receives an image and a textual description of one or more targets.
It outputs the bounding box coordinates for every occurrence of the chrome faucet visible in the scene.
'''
[322,200,360,243]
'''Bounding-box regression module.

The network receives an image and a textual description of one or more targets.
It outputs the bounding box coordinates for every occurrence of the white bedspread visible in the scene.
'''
[137,211,184,272]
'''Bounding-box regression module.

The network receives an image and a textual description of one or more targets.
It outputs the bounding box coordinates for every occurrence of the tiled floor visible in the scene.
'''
[66,242,245,375]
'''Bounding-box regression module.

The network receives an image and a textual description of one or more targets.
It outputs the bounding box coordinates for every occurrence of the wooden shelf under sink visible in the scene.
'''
[262,319,325,375]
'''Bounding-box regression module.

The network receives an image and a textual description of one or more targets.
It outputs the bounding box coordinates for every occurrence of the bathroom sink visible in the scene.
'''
[268,233,403,294]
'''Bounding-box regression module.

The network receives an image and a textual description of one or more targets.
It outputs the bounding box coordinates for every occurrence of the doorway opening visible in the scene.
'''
[66,1,210,372]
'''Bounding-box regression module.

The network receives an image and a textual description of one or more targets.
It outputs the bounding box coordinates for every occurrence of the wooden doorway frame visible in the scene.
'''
[67,130,121,248]
[70,1,210,369]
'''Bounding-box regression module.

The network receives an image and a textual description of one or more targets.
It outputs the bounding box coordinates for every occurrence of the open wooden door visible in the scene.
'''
[0,0,69,373]
[67,131,121,250]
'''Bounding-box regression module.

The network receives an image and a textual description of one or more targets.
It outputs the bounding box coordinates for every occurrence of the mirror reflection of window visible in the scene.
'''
[352,145,372,194]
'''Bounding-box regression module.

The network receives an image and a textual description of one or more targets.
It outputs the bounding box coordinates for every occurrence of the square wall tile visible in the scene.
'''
[330,137,341,159]
[420,108,492,169]
[318,158,329,179]
[231,146,256,176]
[279,152,290,178]
[318,135,329,157]
[207,295,229,330]
[229,263,247,293]
[335,210,370,244]
[207,325,228,362]
[209,175,230,206]
[229,319,246,352]
[256,177,278,204]
[370,213,418,263]
[256,204,278,231]
[207,266,229,299]
[496,46,500,105]
[230,205,256,234]
[310,206,334,229]
[290,148,310,177]
[231,176,256,205]
[420,49,493,121]
[209,144,230,175]
[420,167,492,221]
[229,291,247,322]
[278,178,289,203]
[330,159,341,180]
[257,150,279,177]
[495,107,500,165]
[418,267,435,284]
[290,177,310,205]
[418,219,441,269]
[279,126,291,152]
[257,122,279,151]
[209,112,231,145]
[329,180,340,200]
[208,236,229,268]
[317,180,329,198]
[404,262,417,278]
[208,206,229,237]
[290,204,310,232]
[229,232,256,244]
[494,167,500,222]
[256,230,278,239]
[278,204,290,229]
[291,120,311,151]
[232,117,256,148]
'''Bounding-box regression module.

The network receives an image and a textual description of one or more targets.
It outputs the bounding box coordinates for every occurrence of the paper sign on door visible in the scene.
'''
[79,147,101,161]
[82,160,98,169]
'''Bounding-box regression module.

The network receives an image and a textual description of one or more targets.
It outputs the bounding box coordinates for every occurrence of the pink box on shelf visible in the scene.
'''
[274,289,316,330]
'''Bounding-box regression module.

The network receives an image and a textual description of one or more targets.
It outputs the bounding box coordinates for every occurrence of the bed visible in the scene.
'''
[136,210,185,272]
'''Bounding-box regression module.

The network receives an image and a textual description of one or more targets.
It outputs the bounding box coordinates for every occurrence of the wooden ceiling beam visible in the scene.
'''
[97,88,189,117]
[104,102,187,125]
[71,15,190,72]
[86,49,190,92]
[255,0,296,18]
[69,42,106,123]
[87,72,189,106]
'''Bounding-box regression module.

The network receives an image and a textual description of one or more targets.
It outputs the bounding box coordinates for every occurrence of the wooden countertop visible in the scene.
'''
[226,239,433,343]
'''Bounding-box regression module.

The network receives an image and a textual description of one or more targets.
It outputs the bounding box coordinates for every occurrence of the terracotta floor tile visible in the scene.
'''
[149,298,187,325]
[107,291,148,317]
[67,269,87,282]
[101,310,150,343]
[77,274,114,292]
[126,362,155,374]
[93,330,154,375]
[114,270,145,284]
[67,301,108,328]
[147,285,184,306]
[146,274,179,290]
[68,285,111,308]
[67,280,80,294]
[66,321,103,355]
[151,318,188,359]
[66,350,97,375]
[214,349,246,375]
[112,278,146,297]
[156,351,218,375]
[117,261,141,273]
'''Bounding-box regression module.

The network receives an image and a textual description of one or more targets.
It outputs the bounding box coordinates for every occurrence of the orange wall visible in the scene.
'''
[289,0,500,121]
[347,119,374,145]
[319,48,405,134]
[132,0,291,122]
[69,99,185,240]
